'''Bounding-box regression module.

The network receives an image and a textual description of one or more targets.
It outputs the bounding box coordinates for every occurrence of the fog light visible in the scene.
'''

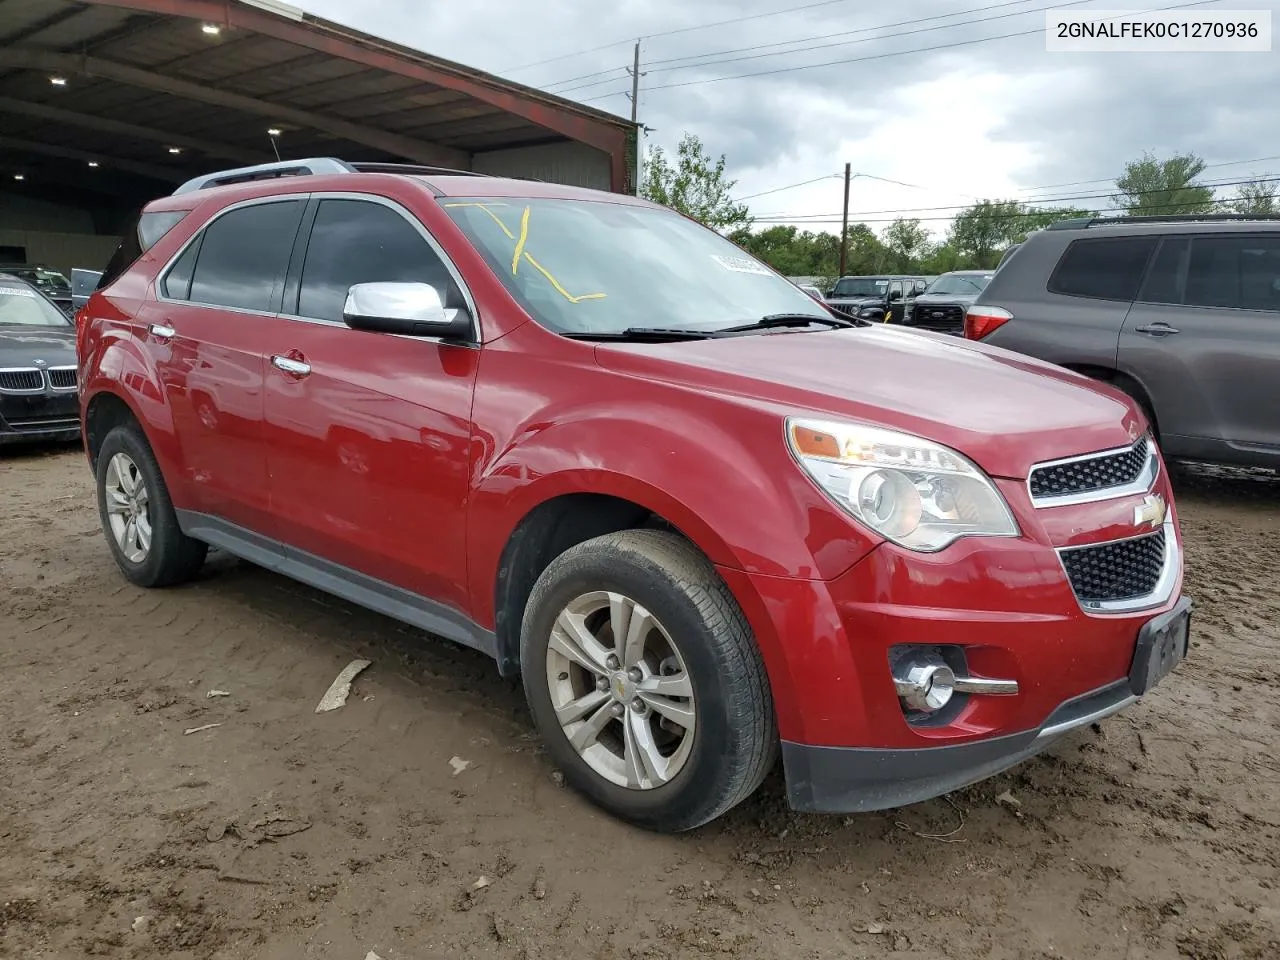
[894,657,955,713]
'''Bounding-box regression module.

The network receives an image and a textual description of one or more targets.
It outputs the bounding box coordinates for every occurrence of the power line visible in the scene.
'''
[1015,154,1280,193]
[505,0,869,74]
[749,185,1280,226]
[550,0,1092,95]
[733,173,842,201]
[750,174,1279,221]
[541,0,1051,91]
[578,0,1223,101]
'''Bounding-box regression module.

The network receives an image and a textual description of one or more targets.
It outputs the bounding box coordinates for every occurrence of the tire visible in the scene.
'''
[95,422,207,588]
[520,529,777,832]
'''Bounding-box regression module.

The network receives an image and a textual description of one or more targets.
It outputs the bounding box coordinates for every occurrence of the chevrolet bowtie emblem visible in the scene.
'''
[1133,493,1167,530]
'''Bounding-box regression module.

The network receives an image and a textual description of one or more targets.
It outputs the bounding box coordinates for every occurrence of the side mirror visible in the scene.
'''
[342,282,473,340]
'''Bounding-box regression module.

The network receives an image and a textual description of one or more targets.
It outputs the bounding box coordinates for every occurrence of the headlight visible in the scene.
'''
[786,418,1020,552]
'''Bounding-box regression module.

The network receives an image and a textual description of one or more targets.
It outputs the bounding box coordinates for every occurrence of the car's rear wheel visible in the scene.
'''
[96,423,207,588]
[520,529,776,832]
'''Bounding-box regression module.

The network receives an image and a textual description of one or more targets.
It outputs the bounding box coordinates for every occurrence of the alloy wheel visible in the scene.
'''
[103,452,152,563]
[545,591,696,790]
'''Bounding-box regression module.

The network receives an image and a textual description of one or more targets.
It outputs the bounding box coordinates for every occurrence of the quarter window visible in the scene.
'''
[295,199,457,324]
[182,199,305,312]
[1049,237,1157,301]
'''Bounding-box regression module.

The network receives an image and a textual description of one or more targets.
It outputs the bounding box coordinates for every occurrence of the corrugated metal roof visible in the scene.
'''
[0,0,636,199]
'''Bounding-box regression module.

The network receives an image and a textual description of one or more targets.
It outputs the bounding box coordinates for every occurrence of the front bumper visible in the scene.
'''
[783,676,1139,813]
[0,390,80,445]
[715,461,1187,814]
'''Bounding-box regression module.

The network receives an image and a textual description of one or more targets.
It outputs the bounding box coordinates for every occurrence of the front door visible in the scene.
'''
[262,195,479,612]
[1121,233,1280,455]
[144,197,306,535]
[885,281,905,322]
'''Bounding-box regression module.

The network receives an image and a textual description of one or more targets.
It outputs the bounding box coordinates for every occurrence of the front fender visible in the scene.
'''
[465,403,880,626]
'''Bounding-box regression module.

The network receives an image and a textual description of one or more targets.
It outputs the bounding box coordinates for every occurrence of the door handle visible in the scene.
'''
[149,322,175,339]
[271,354,311,377]
[1134,323,1179,337]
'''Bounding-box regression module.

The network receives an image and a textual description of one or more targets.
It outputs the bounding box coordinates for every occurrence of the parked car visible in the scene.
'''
[825,274,929,322]
[0,263,74,316]
[794,281,825,302]
[0,273,80,445]
[70,267,104,314]
[78,158,1190,832]
[902,270,995,334]
[966,214,1280,470]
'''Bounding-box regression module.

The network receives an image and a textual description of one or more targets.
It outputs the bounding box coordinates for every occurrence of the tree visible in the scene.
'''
[1112,151,1215,216]
[1232,178,1278,215]
[640,133,752,232]
[946,200,1096,267]
[881,218,930,271]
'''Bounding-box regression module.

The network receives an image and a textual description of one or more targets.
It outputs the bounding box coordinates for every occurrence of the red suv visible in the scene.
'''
[77,159,1191,832]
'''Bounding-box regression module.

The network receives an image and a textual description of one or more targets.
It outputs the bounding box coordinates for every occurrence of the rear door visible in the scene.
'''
[145,196,306,535]
[261,194,480,612]
[1121,232,1280,455]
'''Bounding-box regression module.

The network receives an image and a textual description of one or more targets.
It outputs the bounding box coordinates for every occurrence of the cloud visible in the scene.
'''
[296,0,1280,237]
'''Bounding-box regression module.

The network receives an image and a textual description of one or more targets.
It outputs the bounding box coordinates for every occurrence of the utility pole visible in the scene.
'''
[838,162,851,277]
[627,40,644,195]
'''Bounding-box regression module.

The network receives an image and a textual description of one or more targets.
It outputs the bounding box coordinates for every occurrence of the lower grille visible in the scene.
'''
[6,415,79,432]
[0,369,43,391]
[1060,529,1166,605]
[909,303,965,332]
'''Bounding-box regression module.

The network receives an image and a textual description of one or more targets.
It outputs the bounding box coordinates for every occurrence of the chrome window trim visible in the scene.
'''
[283,191,482,343]
[154,193,310,313]
[1026,435,1158,508]
[0,366,46,394]
[1056,517,1180,615]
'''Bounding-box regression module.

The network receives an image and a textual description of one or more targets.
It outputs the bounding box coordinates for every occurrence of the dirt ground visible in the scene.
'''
[2,445,1277,960]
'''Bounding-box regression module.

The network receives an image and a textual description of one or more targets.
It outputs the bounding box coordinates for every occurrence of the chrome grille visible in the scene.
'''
[0,368,43,392]
[1029,437,1154,504]
[47,367,77,390]
[1060,529,1167,605]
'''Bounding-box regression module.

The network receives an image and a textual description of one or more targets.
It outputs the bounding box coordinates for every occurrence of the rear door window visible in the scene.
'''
[183,199,305,313]
[1048,236,1157,301]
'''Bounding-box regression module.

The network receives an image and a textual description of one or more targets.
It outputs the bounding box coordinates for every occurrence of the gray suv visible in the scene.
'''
[965,214,1280,469]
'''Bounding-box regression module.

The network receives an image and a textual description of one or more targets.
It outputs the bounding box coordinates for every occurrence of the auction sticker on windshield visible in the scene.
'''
[712,255,773,276]
[0,287,36,297]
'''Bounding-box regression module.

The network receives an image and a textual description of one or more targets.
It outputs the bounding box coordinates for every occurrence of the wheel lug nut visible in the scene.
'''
[630,699,645,713]
[596,677,609,692]
[605,656,620,670]
[627,668,642,683]
[610,703,625,717]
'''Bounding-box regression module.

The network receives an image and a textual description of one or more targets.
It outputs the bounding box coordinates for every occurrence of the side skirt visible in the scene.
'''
[175,510,498,660]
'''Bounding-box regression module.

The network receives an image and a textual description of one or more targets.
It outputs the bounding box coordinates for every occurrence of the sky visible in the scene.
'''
[294,0,1280,240]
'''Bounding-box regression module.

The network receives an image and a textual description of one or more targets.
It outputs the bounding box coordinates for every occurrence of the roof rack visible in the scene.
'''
[1047,213,1280,230]
[171,158,491,196]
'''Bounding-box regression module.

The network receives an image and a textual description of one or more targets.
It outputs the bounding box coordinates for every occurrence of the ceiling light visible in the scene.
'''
[201,23,221,35]
[88,161,100,168]
[168,147,182,154]
[267,127,282,137]
[14,174,24,181]
[50,76,67,86]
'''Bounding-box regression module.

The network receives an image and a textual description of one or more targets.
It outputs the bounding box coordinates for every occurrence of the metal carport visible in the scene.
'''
[0,0,638,273]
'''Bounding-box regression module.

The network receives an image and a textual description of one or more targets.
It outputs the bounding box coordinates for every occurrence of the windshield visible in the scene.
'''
[925,273,993,296]
[0,283,71,326]
[442,198,828,335]
[831,277,889,298]
[8,268,70,295]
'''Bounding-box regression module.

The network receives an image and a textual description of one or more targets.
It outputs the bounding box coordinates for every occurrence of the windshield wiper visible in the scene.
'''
[716,313,859,333]
[561,327,715,342]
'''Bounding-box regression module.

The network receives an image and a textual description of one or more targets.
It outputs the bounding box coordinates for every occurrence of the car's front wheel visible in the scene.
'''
[520,529,776,832]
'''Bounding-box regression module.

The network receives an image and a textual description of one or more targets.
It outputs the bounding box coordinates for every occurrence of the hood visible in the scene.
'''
[593,325,1142,480]
[0,324,77,366]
